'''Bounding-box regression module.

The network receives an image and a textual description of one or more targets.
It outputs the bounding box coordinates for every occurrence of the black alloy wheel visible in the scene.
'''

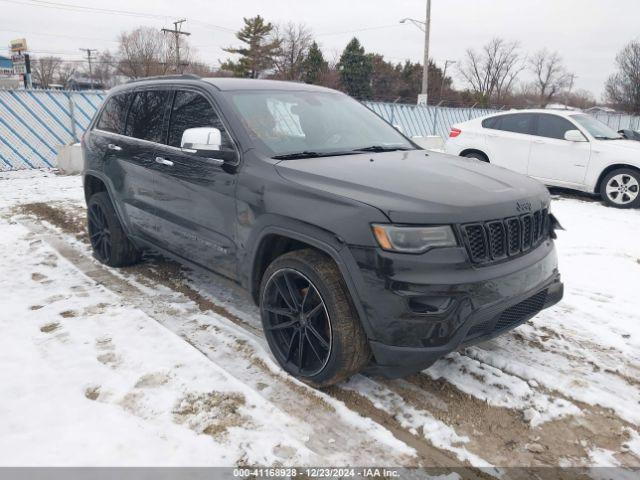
[88,202,112,264]
[261,268,332,377]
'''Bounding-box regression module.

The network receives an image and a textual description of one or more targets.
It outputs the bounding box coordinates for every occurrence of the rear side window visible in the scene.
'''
[486,113,535,135]
[481,117,499,129]
[167,91,231,149]
[125,90,170,143]
[535,114,577,140]
[96,93,132,134]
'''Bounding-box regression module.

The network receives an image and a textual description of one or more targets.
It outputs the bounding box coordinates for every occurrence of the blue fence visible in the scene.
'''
[1,89,640,171]
[0,89,105,171]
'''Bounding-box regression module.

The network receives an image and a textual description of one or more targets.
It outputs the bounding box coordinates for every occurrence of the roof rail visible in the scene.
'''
[126,74,201,84]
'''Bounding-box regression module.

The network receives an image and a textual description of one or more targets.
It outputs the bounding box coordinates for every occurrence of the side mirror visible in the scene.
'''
[181,127,238,164]
[564,130,587,142]
[181,127,222,151]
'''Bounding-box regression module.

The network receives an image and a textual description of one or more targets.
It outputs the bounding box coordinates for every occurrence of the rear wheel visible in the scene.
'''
[462,151,489,162]
[600,168,640,208]
[259,249,370,387]
[87,192,141,267]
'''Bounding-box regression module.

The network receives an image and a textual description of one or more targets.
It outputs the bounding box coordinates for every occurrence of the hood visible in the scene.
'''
[275,150,550,224]
[595,138,640,152]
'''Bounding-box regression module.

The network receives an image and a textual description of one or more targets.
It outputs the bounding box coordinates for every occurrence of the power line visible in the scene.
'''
[0,0,236,33]
[317,23,403,37]
[0,25,117,43]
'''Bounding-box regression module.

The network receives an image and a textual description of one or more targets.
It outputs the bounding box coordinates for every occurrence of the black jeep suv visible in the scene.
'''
[83,75,563,387]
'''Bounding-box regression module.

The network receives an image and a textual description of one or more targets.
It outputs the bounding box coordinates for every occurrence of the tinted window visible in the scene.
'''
[96,93,131,134]
[125,90,170,143]
[490,113,535,135]
[481,117,499,129]
[535,114,577,140]
[168,91,231,148]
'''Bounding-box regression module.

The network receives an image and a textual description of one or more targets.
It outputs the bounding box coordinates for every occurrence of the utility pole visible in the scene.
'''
[399,0,432,105]
[565,73,576,108]
[162,19,191,73]
[79,48,97,89]
[440,59,455,102]
[421,0,431,103]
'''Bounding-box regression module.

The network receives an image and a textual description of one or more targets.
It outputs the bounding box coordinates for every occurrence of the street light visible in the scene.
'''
[399,0,431,105]
[399,18,426,31]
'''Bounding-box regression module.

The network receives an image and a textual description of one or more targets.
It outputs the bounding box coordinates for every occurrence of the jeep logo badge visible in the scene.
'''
[516,201,532,212]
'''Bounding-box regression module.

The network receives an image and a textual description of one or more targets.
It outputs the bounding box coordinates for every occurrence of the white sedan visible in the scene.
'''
[444,109,640,208]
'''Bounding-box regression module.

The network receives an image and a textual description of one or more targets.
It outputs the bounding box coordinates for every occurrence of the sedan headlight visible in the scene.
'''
[371,224,458,253]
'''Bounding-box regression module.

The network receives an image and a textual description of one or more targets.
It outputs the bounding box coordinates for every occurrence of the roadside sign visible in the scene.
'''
[11,54,26,75]
[9,38,28,52]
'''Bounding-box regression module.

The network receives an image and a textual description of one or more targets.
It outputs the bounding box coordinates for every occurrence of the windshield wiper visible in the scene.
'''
[353,145,412,153]
[595,135,623,140]
[272,150,355,160]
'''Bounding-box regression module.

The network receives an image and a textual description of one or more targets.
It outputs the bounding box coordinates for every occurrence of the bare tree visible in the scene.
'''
[116,27,173,79]
[566,88,596,110]
[31,56,63,88]
[89,51,117,88]
[273,22,314,81]
[55,62,76,89]
[459,38,524,105]
[529,49,571,107]
[605,40,640,113]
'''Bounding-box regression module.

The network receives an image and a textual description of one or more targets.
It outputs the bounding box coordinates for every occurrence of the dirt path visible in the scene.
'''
[11,201,640,470]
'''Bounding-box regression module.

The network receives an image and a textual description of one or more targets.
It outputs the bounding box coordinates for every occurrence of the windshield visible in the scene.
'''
[570,114,622,140]
[228,90,414,157]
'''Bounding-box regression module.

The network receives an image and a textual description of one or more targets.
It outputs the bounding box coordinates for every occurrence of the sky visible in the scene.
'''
[1,0,639,99]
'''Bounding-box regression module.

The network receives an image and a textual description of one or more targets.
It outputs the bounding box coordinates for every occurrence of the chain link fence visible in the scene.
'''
[1,89,640,171]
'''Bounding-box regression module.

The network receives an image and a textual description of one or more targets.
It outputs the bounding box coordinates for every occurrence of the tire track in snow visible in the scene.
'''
[17,213,473,469]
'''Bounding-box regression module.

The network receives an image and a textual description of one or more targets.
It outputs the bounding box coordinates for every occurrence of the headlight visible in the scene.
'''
[371,224,458,253]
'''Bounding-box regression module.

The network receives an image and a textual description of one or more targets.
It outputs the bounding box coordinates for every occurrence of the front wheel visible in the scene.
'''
[600,168,640,208]
[259,249,370,387]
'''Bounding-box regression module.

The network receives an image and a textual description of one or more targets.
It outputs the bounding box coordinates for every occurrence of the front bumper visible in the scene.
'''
[345,240,563,378]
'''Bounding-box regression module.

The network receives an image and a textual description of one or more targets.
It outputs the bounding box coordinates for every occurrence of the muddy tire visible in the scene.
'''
[600,168,640,209]
[259,249,371,388]
[87,192,141,267]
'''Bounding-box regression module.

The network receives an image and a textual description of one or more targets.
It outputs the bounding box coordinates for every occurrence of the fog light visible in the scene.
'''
[408,296,454,315]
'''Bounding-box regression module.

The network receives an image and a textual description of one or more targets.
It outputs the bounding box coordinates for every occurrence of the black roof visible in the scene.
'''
[115,75,334,94]
[203,77,333,92]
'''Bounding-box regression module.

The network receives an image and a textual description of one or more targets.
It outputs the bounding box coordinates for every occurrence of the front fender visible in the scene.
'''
[241,216,376,340]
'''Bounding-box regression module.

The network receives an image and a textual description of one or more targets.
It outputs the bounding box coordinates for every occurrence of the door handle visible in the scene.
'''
[533,139,544,144]
[107,143,122,151]
[155,157,174,167]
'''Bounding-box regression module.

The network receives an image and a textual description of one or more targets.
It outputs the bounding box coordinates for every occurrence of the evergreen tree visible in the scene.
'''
[303,41,328,84]
[337,38,373,99]
[221,15,281,78]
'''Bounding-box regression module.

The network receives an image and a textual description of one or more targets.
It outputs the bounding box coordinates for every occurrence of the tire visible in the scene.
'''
[87,192,141,267]
[259,249,371,388]
[462,151,489,163]
[600,168,640,209]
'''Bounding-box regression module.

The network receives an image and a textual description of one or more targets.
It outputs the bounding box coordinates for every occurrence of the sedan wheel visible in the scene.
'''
[261,268,332,377]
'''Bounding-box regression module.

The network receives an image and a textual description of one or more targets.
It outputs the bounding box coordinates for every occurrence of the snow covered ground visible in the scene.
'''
[0,169,639,471]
